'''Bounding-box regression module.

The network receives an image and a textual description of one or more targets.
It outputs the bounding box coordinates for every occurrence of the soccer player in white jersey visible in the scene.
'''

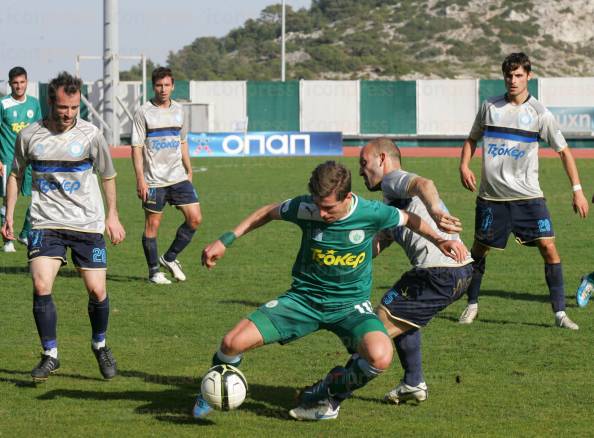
[1,72,126,381]
[458,53,588,329]
[132,67,201,284]
[359,137,472,404]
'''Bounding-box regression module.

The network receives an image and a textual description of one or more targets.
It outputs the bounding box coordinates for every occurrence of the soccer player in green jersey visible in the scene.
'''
[0,66,42,252]
[192,161,467,420]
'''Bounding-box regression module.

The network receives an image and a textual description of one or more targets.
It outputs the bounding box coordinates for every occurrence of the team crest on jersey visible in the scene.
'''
[68,141,84,158]
[34,143,45,155]
[349,230,365,244]
[518,113,532,127]
[27,109,34,119]
[265,300,278,308]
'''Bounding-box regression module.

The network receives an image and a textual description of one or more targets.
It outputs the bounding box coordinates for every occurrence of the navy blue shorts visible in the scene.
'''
[143,180,199,213]
[474,197,554,249]
[27,229,107,270]
[379,264,473,327]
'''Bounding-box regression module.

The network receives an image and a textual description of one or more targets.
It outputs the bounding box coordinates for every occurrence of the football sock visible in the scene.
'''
[395,329,424,386]
[33,294,57,353]
[212,349,243,367]
[88,295,109,349]
[545,262,565,312]
[142,234,160,276]
[466,251,486,304]
[326,357,383,400]
[164,222,196,262]
[19,205,32,239]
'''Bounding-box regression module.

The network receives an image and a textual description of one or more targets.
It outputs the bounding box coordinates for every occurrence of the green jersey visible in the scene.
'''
[280,194,403,306]
[0,95,41,164]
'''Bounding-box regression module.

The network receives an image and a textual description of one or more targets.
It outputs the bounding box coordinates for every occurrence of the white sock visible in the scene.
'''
[468,303,478,310]
[216,349,242,365]
[44,348,58,359]
[92,339,106,350]
[555,310,566,319]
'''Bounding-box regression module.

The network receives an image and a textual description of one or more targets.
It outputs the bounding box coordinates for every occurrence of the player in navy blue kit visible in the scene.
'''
[1,72,126,381]
[458,53,588,329]
[359,137,472,404]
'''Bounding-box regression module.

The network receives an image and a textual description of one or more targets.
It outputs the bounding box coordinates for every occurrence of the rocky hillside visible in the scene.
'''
[122,0,594,80]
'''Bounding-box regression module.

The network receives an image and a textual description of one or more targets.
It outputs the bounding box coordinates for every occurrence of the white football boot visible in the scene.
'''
[458,304,478,324]
[159,256,186,282]
[289,399,339,421]
[149,272,172,285]
[555,312,579,330]
[384,381,428,405]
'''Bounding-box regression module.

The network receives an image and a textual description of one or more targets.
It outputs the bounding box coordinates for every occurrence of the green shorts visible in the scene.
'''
[1,163,32,197]
[248,292,387,353]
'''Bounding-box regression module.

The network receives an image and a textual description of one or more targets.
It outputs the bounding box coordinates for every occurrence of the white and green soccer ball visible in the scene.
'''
[201,364,248,410]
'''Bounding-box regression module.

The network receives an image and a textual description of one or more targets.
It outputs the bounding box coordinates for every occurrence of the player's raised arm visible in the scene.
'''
[201,202,282,270]
[400,210,468,263]
[407,176,462,234]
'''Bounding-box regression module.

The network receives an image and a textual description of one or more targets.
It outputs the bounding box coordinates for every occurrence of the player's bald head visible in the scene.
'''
[364,137,401,164]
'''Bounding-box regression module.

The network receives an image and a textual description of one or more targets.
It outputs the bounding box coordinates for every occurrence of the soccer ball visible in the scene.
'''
[200,364,248,410]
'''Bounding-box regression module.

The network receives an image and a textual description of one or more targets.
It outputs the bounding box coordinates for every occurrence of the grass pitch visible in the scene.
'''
[1,156,593,437]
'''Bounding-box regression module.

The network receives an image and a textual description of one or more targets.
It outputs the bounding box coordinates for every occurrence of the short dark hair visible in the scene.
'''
[8,66,27,81]
[48,72,82,104]
[152,67,174,85]
[308,161,351,201]
[502,52,531,75]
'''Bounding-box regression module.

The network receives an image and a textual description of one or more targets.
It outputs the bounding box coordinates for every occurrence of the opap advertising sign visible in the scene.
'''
[187,132,343,157]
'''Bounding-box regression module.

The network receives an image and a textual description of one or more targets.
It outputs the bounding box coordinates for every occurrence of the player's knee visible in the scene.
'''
[220,332,243,355]
[187,214,202,230]
[32,278,51,294]
[365,338,393,371]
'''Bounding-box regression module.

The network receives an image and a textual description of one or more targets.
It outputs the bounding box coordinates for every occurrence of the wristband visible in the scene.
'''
[219,231,237,247]
[572,184,582,192]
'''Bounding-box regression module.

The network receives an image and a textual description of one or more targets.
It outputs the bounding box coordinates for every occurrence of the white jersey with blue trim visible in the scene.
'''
[131,99,188,188]
[469,94,567,201]
[382,169,471,268]
[11,119,116,233]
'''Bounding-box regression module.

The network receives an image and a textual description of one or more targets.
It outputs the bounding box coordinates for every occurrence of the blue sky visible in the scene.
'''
[0,0,311,82]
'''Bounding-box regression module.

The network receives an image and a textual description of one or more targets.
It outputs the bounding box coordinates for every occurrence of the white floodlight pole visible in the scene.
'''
[281,0,286,82]
[104,0,120,145]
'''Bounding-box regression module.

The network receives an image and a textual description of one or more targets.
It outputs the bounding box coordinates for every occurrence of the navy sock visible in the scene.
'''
[395,329,424,386]
[467,251,486,304]
[164,222,196,262]
[33,294,57,351]
[545,263,565,312]
[142,234,159,276]
[88,295,110,343]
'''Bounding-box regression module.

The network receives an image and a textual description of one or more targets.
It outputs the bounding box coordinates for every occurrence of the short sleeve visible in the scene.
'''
[539,111,567,152]
[381,170,416,200]
[11,133,28,177]
[91,131,117,179]
[180,107,188,142]
[131,108,146,147]
[468,100,487,141]
[375,201,404,230]
[34,99,42,121]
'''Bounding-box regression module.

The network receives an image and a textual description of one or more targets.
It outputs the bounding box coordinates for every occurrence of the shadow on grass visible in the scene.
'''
[218,299,262,308]
[436,313,551,328]
[28,368,298,424]
[0,265,144,282]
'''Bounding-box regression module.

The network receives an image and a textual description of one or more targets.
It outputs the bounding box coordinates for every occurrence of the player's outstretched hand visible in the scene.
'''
[436,239,468,263]
[431,210,463,234]
[459,166,476,192]
[202,240,227,270]
[573,191,589,218]
[106,217,126,245]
